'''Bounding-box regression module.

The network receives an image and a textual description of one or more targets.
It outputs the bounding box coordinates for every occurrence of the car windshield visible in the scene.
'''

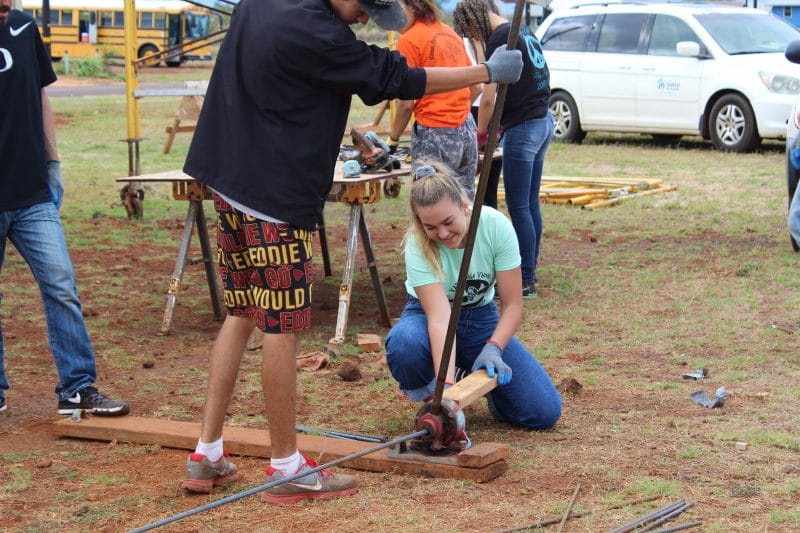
[695,13,800,55]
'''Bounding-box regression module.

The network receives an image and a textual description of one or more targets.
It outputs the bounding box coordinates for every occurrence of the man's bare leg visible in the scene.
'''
[183,315,253,492]
[261,331,298,458]
[200,315,255,442]
[259,330,360,504]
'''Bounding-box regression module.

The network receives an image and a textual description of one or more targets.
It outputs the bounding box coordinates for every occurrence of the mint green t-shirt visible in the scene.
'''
[404,207,521,308]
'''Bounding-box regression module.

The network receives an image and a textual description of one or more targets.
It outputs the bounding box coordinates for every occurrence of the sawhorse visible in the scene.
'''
[116,172,223,333]
[117,165,409,340]
[325,170,402,344]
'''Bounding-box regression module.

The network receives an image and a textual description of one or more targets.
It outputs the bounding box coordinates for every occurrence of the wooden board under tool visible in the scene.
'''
[52,416,508,482]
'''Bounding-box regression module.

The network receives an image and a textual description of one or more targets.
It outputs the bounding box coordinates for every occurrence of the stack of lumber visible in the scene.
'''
[537,176,677,209]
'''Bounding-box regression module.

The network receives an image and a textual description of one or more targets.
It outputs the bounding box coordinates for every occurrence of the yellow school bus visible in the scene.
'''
[22,0,215,66]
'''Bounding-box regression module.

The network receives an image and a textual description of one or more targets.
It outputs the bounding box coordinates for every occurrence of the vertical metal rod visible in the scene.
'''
[331,204,362,343]
[430,0,527,414]
[316,213,333,277]
[358,208,391,327]
[194,201,223,320]
[42,0,51,56]
[160,200,199,333]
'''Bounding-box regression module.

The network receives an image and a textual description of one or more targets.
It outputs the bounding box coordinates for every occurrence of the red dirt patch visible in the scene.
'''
[1,209,796,531]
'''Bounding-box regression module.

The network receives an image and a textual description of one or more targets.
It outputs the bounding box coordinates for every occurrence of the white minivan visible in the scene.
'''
[535,2,800,152]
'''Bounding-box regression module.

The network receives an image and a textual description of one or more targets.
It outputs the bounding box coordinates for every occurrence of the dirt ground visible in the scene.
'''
[2,203,795,532]
[2,64,798,533]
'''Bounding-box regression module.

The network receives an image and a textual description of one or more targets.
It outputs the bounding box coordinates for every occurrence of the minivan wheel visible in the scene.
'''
[549,91,586,143]
[709,94,760,152]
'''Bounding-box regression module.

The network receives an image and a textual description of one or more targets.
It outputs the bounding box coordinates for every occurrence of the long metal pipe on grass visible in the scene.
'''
[638,501,695,532]
[648,521,704,533]
[608,499,686,533]
[295,424,388,443]
[128,429,429,532]
[498,495,662,532]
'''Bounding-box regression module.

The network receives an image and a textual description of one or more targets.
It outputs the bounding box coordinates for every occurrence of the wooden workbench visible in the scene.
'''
[116,163,410,340]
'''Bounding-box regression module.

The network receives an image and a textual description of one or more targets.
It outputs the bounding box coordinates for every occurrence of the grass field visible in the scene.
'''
[0,73,798,531]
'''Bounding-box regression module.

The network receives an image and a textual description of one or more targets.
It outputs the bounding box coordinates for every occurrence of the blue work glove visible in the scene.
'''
[482,45,523,85]
[47,160,64,210]
[471,341,512,386]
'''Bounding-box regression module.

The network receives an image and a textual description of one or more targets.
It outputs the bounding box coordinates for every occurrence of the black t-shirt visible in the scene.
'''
[183,0,427,230]
[486,23,550,130]
[0,10,57,211]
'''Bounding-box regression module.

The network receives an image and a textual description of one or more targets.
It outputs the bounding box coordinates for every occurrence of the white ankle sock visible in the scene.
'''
[195,437,224,463]
[270,450,303,475]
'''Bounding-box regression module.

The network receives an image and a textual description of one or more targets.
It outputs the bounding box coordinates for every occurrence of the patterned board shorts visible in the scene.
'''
[412,114,478,200]
[213,194,313,334]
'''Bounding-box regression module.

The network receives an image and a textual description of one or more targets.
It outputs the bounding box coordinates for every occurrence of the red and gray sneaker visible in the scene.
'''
[261,457,359,505]
[181,452,239,493]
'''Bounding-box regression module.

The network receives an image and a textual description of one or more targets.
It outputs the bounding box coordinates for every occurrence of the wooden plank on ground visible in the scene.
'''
[52,417,508,482]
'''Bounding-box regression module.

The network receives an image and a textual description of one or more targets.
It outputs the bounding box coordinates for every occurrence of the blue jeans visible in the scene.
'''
[502,111,555,285]
[0,202,97,400]
[789,180,800,243]
[385,298,561,430]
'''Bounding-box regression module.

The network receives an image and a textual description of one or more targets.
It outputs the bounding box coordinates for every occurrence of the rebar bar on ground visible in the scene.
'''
[556,483,581,533]
[648,521,703,533]
[608,500,686,533]
[497,495,662,532]
[638,502,695,532]
[128,429,429,533]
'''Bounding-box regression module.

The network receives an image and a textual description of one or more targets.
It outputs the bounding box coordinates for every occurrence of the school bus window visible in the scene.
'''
[61,9,72,25]
[154,12,166,29]
[141,11,153,28]
[101,10,122,28]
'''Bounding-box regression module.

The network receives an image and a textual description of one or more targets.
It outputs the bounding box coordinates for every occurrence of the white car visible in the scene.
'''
[535,2,800,152]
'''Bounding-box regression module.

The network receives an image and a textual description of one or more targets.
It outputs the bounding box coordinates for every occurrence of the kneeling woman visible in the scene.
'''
[385,162,561,430]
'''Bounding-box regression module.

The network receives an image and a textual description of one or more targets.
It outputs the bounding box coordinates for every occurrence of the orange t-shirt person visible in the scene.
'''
[398,19,472,127]
[389,0,480,199]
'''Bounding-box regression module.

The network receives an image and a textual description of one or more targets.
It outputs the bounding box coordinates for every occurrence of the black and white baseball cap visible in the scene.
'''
[358,0,407,31]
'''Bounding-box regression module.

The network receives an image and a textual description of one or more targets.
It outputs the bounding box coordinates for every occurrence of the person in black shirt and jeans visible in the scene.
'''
[180,0,525,504]
[455,0,555,298]
[0,1,129,416]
